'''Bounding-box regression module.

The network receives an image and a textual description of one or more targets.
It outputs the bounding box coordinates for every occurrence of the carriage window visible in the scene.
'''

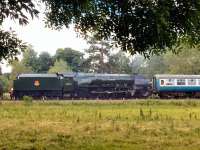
[160,80,164,85]
[166,79,175,85]
[188,79,196,85]
[160,79,175,86]
[177,79,186,85]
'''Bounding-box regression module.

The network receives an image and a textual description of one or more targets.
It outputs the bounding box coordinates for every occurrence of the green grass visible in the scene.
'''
[0,99,200,149]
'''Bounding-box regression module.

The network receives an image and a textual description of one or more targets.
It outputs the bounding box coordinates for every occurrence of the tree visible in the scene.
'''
[48,60,72,73]
[0,67,2,75]
[0,30,26,61]
[130,54,167,77]
[54,48,84,72]
[130,55,145,74]
[0,0,39,61]
[22,46,38,72]
[22,48,53,73]
[109,52,132,74]
[84,36,112,73]
[9,60,33,88]
[0,75,9,92]
[43,0,200,56]
[37,52,53,73]
[164,45,200,74]
[129,43,200,76]
[145,56,167,76]
[10,60,33,77]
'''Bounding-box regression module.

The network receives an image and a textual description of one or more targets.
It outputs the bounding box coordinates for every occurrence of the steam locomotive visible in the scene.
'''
[12,73,200,99]
[13,73,150,99]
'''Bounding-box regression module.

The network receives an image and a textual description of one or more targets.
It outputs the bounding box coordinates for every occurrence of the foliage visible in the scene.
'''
[130,55,145,74]
[130,54,175,77]
[145,56,167,76]
[37,52,54,73]
[43,0,200,56]
[21,47,53,73]
[0,0,39,61]
[84,36,112,73]
[132,55,167,77]
[109,52,132,73]
[54,48,84,72]
[0,75,9,92]
[10,60,33,76]
[0,0,39,25]
[164,45,200,74]
[22,46,39,72]
[48,59,72,73]
[0,29,26,61]
[2,93,10,100]
[130,43,200,76]
[83,35,132,73]
[23,96,33,105]
[10,60,32,87]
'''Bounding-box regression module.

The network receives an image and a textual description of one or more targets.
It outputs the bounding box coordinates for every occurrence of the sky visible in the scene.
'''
[1,15,89,73]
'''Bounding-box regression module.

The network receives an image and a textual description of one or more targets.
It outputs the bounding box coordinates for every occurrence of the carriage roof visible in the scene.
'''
[154,74,200,79]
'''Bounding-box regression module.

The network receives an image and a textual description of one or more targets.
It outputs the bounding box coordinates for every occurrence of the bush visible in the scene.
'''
[23,96,33,104]
[0,75,9,93]
[2,93,11,100]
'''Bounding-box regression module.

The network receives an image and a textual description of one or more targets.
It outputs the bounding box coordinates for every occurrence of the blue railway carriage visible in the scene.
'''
[153,74,200,98]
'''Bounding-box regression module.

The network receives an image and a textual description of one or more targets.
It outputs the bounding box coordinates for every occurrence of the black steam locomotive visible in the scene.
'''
[13,73,151,99]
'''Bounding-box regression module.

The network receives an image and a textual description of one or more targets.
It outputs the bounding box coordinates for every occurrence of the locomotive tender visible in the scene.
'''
[13,73,150,99]
[13,74,64,99]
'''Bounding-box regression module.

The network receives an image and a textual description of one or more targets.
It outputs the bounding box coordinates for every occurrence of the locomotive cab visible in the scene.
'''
[133,75,151,98]
[63,73,76,98]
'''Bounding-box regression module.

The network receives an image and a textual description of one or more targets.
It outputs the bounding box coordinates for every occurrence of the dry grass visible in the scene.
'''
[0,100,200,149]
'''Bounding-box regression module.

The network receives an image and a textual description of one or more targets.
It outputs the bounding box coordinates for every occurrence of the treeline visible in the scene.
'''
[0,38,133,92]
[0,41,200,93]
[133,44,200,77]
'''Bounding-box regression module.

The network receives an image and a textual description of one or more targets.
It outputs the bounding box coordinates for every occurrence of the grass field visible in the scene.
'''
[0,100,200,150]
